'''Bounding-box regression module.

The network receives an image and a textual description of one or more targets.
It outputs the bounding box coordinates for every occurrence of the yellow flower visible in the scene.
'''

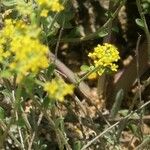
[43,78,74,102]
[0,18,49,82]
[9,35,49,81]
[37,0,49,5]
[2,19,15,37]
[50,0,64,12]
[3,51,11,58]
[40,9,49,17]
[37,0,64,12]
[88,43,120,75]
[87,72,97,80]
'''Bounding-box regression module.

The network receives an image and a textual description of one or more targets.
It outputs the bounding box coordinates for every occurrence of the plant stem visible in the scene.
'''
[77,66,100,84]
[0,120,22,149]
[12,90,25,150]
[81,99,150,150]
[136,0,150,61]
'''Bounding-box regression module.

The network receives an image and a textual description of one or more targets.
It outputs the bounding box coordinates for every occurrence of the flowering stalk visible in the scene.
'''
[78,43,120,84]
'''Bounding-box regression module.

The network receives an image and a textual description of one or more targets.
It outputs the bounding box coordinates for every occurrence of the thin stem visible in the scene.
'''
[77,66,100,84]
[116,34,143,141]
[45,111,72,150]
[136,34,142,104]
[135,136,150,150]
[28,113,43,150]
[0,120,22,148]
[81,99,150,150]
[136,0,150,60]
[136,34,144,135]
[54,20,64,64]
[12,90,25,150]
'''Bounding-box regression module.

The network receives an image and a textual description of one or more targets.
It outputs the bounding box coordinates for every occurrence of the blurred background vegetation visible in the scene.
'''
[0,0,150,149]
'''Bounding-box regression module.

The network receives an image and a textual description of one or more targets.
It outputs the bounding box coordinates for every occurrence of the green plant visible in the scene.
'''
[0,0,150,149]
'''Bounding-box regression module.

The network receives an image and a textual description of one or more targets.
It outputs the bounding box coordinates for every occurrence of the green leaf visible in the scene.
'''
[112,26,119,33]
[22,75,35,94]
[1,89,12,100]
[17,117,26,127]
[46,64,55,78]
[67,26,83,38]
[135,18,145,28]
[98,29,108,37]
[57,11,74,29]
[0,107,5,120]
[73,140,82,150]
[118,109,128,116]
[43,96,55,109]
[43,97,51,108]
[2,0,17,6]
[45,16,60,36]
[0,70,12,78]
[80,65,90,72]
[110,89,124,118]
[128,123,142,138]
[55,117,64,130]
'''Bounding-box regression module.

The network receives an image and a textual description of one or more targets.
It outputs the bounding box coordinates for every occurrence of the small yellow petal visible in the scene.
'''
[40,9,49,17]
[88,72,97,80]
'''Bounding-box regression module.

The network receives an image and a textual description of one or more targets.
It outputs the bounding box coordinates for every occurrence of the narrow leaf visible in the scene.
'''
[80,65,90,72]
[98,30,108,37]
[110,89,124,118]
[135,18,144,28]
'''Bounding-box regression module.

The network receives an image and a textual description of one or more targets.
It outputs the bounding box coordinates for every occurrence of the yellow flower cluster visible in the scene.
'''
[43,78,74,102]
[49,0,64,12]
[88,43,120,75]
[40,9,49,17]
[0,19,49,82]
[37,0,64,17]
